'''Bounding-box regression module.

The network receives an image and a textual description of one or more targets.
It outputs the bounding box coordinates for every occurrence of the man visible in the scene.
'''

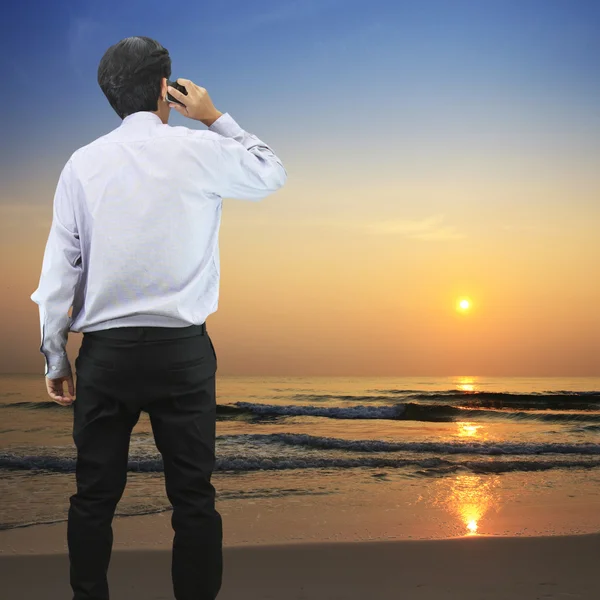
[30,36,287,600]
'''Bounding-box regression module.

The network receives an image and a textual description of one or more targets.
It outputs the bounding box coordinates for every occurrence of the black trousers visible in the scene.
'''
[68,323,223,600]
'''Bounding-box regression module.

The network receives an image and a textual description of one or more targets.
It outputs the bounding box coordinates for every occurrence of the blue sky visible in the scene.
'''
[3,0,600,192]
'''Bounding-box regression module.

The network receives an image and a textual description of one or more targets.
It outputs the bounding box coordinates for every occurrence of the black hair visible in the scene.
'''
[98,36,172,119]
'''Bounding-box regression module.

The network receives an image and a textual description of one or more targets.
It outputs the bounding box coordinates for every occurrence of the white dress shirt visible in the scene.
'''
[30,111,287,379]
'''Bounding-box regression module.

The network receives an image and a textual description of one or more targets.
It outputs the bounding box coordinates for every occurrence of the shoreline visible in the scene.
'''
[3,473,600,554]
[2,533,599,599]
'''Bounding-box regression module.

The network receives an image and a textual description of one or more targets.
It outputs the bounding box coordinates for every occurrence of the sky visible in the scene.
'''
[2,0,599,377]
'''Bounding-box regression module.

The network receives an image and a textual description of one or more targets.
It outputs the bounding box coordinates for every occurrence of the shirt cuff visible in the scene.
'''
[208,112,244,138]
[44,353,72,379]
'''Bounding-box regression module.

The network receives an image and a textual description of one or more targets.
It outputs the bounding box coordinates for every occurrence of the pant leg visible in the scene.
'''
[68,338,141,600]
[146,332,222,600]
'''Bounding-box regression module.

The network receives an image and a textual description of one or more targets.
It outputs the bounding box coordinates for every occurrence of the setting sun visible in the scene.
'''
[456,297,472,312]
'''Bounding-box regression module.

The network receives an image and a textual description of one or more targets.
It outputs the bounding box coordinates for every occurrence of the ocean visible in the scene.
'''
[1,374,600,539]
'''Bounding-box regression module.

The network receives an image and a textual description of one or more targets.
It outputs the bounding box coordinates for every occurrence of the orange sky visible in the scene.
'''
[3,167,599,377]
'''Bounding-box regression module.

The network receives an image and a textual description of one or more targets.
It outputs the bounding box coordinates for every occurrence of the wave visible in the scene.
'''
[4,390,599,414]
[3,433,599,467]
[5,398,600,425]
[219,433,600,456]
[570,424,600,432]
[228,401,600,424]
[405,390,600,411]
[287,390,600,410]
[381,389,600,399]
[2,452,600,476]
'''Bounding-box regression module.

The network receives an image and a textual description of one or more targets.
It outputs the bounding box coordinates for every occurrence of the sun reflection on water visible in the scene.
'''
[455,376,478,393]
[431,473,502,536]
[457,422,481,437]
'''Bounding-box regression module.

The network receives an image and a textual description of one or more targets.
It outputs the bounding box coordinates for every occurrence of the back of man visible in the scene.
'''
[30,36,286,600]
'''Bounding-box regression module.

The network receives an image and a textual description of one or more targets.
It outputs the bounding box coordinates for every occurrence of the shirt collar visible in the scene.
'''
[121,111,164,126]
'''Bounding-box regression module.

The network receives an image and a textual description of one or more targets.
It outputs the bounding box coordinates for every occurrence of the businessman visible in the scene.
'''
[30,36,287,600]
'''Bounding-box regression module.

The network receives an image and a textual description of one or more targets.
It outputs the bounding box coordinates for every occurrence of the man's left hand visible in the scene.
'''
[45,373,76,406]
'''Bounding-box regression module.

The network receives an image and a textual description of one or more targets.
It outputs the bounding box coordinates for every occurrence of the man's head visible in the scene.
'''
[98,36,172,122]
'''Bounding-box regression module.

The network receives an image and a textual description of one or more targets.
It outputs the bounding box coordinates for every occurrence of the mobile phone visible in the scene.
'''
[166,80,188,105]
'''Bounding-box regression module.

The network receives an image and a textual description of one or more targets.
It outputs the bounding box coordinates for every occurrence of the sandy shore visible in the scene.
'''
[1,530,599,599]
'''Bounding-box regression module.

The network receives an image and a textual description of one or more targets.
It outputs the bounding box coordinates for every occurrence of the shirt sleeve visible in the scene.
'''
[30,159,82,379]
[207,112,287,201]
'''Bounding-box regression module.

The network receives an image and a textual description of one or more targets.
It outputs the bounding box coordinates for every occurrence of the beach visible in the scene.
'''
[2,484,600,599]
[1,514,600,599]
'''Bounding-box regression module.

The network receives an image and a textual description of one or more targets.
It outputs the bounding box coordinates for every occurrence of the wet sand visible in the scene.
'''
[1,518,599,599]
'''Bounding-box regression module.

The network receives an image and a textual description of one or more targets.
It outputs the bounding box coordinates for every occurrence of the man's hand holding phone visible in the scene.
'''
[167,78,223,127]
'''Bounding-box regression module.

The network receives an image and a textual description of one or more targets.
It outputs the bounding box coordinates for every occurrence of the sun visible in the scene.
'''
[456,297,472,312]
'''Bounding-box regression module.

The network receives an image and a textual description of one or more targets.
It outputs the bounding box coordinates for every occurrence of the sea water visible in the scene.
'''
[1,375,599,539]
